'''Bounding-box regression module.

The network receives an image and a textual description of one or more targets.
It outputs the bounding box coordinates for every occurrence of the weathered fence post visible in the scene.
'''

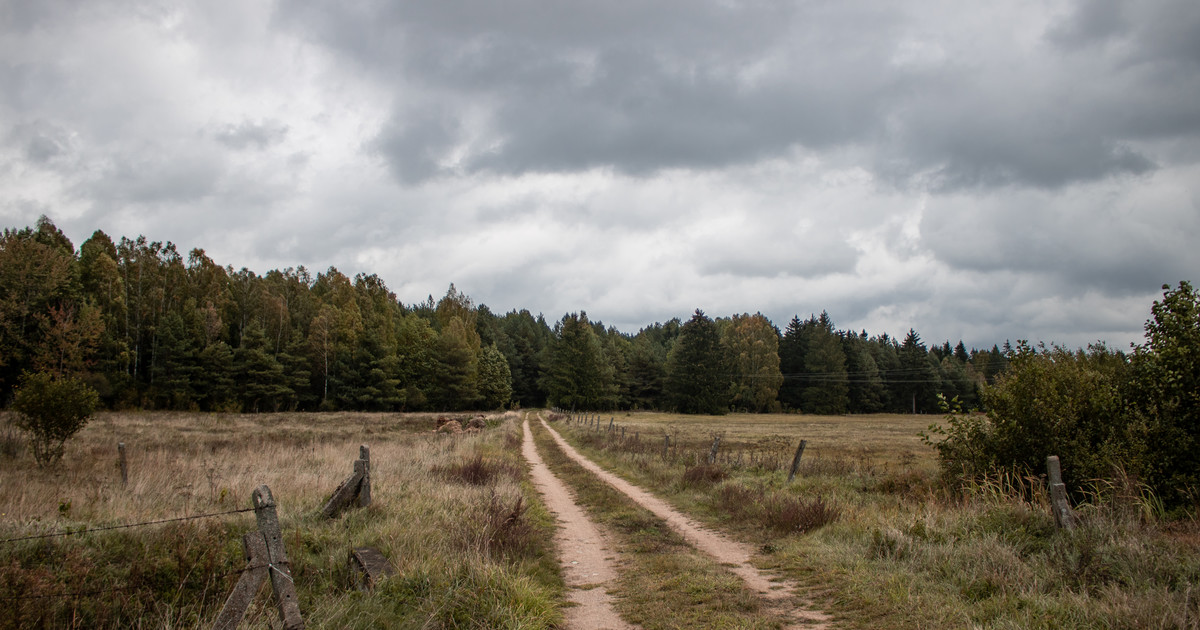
[118,442,128,489]
[321,445,371,518]
[213,531,270,630]
[357,445,371,508]
[662,435,670,459]
[254,485,304,629]
[608,417,614,432]
[216,486,304,629]
[787,440,808,483]
[1047,455,1076,530]
[707,435,722,464]
[621,426,626,440]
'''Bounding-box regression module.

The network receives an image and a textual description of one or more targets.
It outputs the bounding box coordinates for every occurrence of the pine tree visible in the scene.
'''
[665,310,729,414]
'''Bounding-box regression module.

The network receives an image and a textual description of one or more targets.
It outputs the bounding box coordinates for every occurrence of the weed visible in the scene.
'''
[435,453,522,486]
[681,462,727,486]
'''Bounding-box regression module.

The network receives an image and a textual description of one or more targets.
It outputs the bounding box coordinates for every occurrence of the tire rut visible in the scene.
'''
[522,417,636,630]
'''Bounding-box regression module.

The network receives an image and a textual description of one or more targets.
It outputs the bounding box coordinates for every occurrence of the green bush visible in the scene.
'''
[925,343,1135,494]
[925,282,1200,512]
[10,371,99,467]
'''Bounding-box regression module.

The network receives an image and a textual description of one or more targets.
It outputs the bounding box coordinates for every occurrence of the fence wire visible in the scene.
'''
[0,506,257,545]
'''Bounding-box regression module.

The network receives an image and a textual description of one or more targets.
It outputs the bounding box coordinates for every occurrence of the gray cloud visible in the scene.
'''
[213,119,289,151]
[2,0,1198,352]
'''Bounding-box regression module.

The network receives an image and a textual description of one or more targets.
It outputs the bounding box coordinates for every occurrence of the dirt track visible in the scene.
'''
[535,415,834,629]
[522,418,634,630]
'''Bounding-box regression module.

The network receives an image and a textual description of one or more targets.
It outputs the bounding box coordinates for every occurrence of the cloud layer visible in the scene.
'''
[2,0,1198,349]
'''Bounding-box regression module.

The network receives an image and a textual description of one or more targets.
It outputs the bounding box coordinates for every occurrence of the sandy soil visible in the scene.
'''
[522,418,636,630]
[538,415,835,629]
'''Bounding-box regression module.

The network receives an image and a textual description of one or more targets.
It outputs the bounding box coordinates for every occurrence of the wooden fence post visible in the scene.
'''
[357,445,371,508]
[1047,456,1076,530]
[707,435,722,464]
[118,442,128,489]
[213,532,270,630]
[662,435,670,459]
[787,440,808,483]
[253,485,304,629]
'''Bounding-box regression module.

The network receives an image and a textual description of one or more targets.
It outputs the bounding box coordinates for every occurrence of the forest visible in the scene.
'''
[1,216,1007,414]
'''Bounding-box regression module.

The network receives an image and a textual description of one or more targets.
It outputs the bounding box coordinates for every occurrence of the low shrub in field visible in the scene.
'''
[434,454,521,486]
[682,462,727,486]
[761,494,840,534]
[479,492,537,560]
[711,481,839,535]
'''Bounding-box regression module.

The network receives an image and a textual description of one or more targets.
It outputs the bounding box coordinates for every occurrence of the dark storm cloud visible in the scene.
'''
[278,0,1200,190]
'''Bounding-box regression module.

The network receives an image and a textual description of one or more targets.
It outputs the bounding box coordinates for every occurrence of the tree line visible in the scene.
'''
[2,217,1005,414]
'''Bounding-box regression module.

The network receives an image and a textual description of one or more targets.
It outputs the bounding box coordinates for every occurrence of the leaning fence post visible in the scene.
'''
[118,442,128,489]
[1047,456,1076,530]
[253,485,304,629]
[707,435,722,464]
[787,440,808,483]
[213,532,270,630]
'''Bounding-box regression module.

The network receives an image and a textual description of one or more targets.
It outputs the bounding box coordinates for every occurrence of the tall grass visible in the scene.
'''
[0,410,562,629]
[550,412,1200,629]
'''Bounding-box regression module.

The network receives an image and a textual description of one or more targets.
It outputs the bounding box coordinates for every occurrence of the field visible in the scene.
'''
[0,410,561,629]
[2,409,1198,629]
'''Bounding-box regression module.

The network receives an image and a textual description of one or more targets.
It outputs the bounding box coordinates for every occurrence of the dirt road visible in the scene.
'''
[536,415,834,629]
[522,418,635,630]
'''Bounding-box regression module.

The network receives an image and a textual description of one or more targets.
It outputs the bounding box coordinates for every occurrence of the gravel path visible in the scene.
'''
[538,415,835,629]
[522,417,635,630]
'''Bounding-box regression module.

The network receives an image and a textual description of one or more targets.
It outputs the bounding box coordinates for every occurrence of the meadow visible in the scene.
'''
[0,410,561,629]
[553,411,1200,629]
[2,409,1198,629]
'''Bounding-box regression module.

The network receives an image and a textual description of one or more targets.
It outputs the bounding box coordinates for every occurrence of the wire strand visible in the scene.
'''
[0,507,256,545]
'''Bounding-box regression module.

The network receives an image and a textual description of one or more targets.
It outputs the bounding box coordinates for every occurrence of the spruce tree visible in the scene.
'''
[665,310,729,414]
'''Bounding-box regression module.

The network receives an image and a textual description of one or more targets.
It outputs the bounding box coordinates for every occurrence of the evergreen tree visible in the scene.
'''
[477,343,514,409]
[802,312,848,414]
[541,312,613,410]
[895,329,940,413]
[665,310,729,414]
[627,334,666,409]
[235,324,292,412]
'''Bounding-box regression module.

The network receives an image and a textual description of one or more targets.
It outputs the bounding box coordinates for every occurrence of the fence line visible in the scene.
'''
[0,506,257,545]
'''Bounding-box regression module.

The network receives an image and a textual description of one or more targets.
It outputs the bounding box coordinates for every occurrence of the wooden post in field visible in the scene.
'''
[216,486,304,629]
[608,417,614,432]
[1047,455,1076,530]
[357,445,371,508]
[254,485,304,629]
[662,435,670,459]
[213,531,270,630]
[707,435,721,464]
[322,445,371,518]
[118,442,128,489]
[787,440,808,483]
[621,426,626,440]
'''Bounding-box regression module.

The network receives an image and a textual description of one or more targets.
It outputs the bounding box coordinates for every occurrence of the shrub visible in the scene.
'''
[10,372,99,468]
[682,462,727,486]
[434,454,521,486]
[924,343,1135,494]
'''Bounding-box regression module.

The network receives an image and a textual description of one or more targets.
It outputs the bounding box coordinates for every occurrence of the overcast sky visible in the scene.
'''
[2,0,1198,350]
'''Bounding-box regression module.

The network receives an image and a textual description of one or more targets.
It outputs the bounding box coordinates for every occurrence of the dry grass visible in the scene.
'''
[0,410,562,629]
[553,411,1200,630]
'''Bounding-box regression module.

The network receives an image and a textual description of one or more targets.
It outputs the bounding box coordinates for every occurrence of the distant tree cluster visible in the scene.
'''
[1,217,1004,415]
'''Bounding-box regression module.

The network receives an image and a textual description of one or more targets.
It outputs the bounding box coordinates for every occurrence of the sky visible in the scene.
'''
[2,0,1198,351]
